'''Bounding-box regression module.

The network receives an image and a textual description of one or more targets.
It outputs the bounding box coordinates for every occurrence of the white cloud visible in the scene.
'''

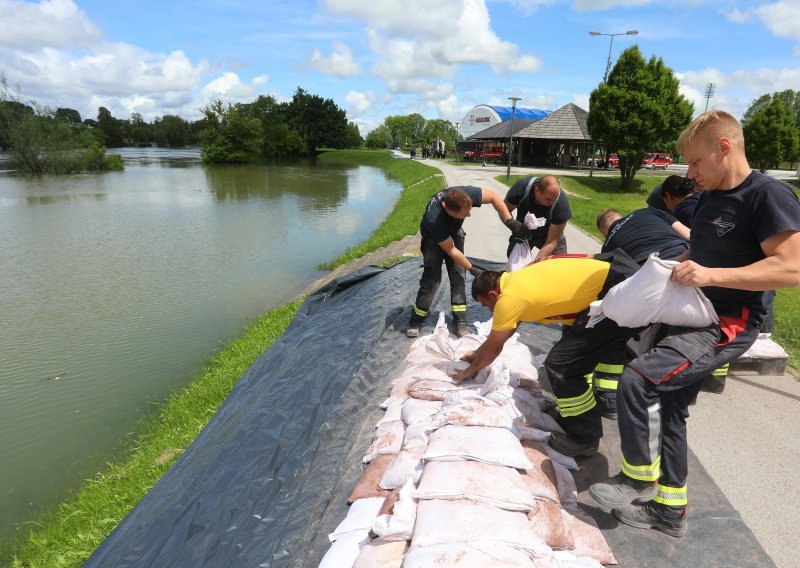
[573,0,652,10]
[754,1,800,42]
[345,90,373,115]
[308,41,361,77]
[0,0,101,48]
[252,74,269,86]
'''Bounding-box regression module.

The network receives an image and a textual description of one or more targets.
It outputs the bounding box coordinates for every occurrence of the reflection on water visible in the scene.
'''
[0,148,402,543]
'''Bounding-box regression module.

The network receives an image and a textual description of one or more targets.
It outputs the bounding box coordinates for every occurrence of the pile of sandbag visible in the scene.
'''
[320,313,617,567]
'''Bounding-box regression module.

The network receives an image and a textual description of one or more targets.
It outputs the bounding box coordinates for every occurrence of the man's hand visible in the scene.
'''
[469,266,482,277]
[672,260,713,287]
[450,351,477,382]
[505,218,531,239]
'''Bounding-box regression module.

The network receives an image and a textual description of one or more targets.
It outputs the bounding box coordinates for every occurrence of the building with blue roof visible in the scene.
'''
[456,104,550,140]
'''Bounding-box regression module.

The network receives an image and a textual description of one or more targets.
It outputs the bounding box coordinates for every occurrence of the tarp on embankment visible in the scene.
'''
[86,258,774,567]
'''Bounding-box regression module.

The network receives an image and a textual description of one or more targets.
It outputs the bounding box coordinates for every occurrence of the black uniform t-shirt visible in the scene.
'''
[674,192,700,227]
[691,171,800,321]
[420,185,483,243]
[505,176,571,248]
[602,208,688,264]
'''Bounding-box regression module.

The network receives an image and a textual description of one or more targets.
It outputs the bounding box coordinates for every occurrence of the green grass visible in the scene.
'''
[497,172,800,372]
[7,300,303,567]
[317,150,444,269]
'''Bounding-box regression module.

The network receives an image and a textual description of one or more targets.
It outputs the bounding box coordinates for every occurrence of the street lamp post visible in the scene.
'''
[506,96,521,182]
[588,29,638,177]
[453,121,460,163]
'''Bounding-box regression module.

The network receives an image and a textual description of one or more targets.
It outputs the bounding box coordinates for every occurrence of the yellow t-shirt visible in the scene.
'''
[492,258,610,330]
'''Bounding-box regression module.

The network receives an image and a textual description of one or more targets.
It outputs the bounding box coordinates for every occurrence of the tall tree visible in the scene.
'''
[364,124,393,149]
[587,46,694,189]
[743,98,799,172]
[284,87,349,152]
[742,90,800,128]
[54,107,82,125]
[96,106,127,147]
[345,121,363,149]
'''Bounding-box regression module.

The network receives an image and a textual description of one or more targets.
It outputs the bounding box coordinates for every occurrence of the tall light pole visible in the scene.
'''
[589,29,638,84]
[588,29,638,177]
[704,83,716,113]
[506,96,521,182]
[453,121,460,163]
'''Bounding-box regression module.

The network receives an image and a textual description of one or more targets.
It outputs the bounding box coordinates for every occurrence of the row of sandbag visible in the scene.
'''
[319,314,617,567]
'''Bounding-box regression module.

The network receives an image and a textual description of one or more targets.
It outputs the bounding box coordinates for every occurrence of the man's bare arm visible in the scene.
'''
[438,237,472,271]
[535,222,566,261]
[452,328,516,381]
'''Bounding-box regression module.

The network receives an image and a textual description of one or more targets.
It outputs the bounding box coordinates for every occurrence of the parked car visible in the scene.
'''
[594,153,619,168]
[642,152,672,170]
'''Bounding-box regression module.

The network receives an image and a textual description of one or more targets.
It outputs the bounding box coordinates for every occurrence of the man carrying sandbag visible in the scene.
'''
[589,110,800,538]
[504,175,571,263]
[406,186,528,339]
[587,207,691,419]
[451,252,644,457]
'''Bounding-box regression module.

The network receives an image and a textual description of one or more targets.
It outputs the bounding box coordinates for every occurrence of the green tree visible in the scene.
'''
[54,107,82,125]
[96,106,128,147]
[153,115,192,147]
[129,112,151,144]
[284,87,349,152]
[743,98,800,172]
[344,121,363,149]
[199,99,263,163]
[587,45,694,189]
[364,124,393,149]
[241,94,306,157]
[742,90,800,127]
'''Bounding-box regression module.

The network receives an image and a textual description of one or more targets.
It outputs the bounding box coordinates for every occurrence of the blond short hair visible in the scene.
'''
[677,110,743,154]
[596,208,622,234]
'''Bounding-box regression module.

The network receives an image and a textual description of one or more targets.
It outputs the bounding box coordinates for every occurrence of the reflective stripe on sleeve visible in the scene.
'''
[595,363,624,375]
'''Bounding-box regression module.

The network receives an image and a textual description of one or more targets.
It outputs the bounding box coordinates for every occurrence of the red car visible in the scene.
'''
[642,152,672,170]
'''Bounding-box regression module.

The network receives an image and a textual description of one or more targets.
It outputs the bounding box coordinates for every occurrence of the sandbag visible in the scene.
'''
[406,379,461,401]
[319,529,369,568]
[562,507,617,566]
[528,498,574,550]
[414,460,536,512]
[423,425,533,470]
[371,477,417,542]
[521,441,561,504]
[328,496,385,542]
[509,241,535,272]
[363,420,405,462]
[430,394,516,429]
[348,454,395,503]
[410,499,552,557]
[587,253,718,329]
[352,538,407,568]
[403,543,536,567]
[400,398,442,426]
[379,445,426,489]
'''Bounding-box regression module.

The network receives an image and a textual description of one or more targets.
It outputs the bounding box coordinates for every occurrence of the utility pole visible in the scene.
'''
[704,83,716,113]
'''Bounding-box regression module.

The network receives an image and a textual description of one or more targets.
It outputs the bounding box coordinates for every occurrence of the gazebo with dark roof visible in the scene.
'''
[513,103,594,167]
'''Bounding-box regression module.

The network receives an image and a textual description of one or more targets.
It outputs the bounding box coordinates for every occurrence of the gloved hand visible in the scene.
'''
[505,218,531,239]
[468,266,482,277]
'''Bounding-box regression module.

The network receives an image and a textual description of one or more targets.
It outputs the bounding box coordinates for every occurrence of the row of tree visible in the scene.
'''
[588,46,800,188]
[364,113,458,152]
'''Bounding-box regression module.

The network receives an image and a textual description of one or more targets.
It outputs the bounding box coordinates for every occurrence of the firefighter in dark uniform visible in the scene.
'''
[406,185,527,338]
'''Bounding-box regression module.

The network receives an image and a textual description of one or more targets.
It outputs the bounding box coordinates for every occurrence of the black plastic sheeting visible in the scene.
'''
[86,258,775,567]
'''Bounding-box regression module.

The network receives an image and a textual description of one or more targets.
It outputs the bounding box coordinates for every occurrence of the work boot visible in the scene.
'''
[701,374,725,394]
[548,434,599,458]
[595,390,617,420]
[452,314,470,338]
[589,473,657,508]
[613,501,687,538]
[406,315,424,338]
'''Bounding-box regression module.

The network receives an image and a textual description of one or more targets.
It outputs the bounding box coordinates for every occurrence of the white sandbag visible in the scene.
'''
[328,496,386,541]
[543,443,579,471]
[515,422,554,443]
[512,390,564,434]
[587,253,718,329]
[423,425,533,470]
[525,211,547,231]
[551,551,604,568]
[411,499,552,558]
[552,461,578,510]
[353,538,407,568]
[363,420,405,463]
[401,398,442,426]
[380,445,426,489]
[509,240,536,272]
[372,477,417,541]
[377,396,406,426]
[319,529,370,568]
[414,460,535,512]
[561,507,617,566]
[520,441,561,504]
[403,543,536,567]
[440,398,517,429]
[401,421,433,449]
[406,379,461,401]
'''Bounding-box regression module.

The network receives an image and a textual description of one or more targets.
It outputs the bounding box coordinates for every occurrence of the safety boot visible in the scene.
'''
[406,314,424,338]
[452,313,470,338]
[548,434,599,457]
[589,473,657,508]
[613,501,687,538]
[595,389,617,420]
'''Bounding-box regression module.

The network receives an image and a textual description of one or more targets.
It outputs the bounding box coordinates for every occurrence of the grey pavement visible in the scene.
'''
[422,157,799,568]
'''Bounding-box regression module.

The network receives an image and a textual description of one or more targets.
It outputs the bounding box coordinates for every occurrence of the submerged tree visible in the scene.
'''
[587,46,693,189]
[199,99,263,163]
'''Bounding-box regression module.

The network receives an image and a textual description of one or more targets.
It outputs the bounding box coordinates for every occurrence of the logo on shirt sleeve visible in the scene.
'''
[712,216,735,236]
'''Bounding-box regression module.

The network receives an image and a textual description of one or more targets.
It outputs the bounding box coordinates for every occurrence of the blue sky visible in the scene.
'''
[1,0,798,135]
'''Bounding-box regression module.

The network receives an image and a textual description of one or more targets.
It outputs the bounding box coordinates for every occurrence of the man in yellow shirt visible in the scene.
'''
[453,252,643,456]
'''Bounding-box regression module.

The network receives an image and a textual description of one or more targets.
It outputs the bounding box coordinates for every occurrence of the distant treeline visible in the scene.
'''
[1,75,363,171]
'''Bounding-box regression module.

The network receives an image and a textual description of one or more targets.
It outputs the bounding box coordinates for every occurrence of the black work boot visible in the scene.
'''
[548,434,599,457]
[613,501,687,538]
[595,389,617,420]
[452,313,469,338]
[406,314,425,338]
[589,473,657,508]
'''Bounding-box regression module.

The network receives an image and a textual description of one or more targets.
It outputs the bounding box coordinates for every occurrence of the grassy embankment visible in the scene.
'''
[498,172,800,370]
[8,150,440,567]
